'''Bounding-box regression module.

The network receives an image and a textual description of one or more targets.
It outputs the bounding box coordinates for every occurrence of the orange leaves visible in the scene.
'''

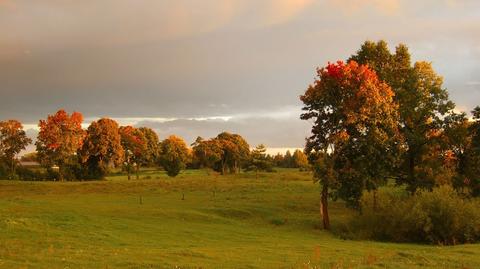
[0,120,23,133]
[119,126,147,158]
[36,109,86,165]
[0,119,32,163]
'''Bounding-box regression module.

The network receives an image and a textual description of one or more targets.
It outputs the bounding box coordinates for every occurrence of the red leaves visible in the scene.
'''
[119,126,146,158]
[36,109,86,161]
[325,61,345,79]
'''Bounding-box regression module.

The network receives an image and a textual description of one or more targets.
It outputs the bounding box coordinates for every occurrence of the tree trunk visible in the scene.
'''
[373,189,377,210]
[408,149,415,188]
[127,167,131,180]
[10,157,15,177]
[135,165,139,180]
[221,160,226,175]
[320,183,330,230]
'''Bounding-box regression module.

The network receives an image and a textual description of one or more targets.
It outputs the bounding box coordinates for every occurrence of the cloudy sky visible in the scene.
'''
[1,0,479,151]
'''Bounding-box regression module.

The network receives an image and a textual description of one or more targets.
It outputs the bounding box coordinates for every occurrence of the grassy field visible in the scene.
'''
[0,169,479,269]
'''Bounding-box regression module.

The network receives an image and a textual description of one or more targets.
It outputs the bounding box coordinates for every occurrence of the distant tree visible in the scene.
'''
[215,132,250,174]
[0,120,32,177]
[301,61,400,227]
[283,150,294,168]
[138,127,160,166]
[350,40,455,192]
[159,135,190,177]
[80,118,124,179]
[36,110,86,181]
[292,149,309,171]
[192,136,222,169]
[245,144,273,178]
[273,153,284,167]
[119,126,146,180]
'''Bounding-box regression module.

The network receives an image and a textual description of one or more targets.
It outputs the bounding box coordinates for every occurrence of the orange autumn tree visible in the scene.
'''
[119,126,147,180]
[159,135,190,177]
[80,118,124,179]
[0,120,32,177]
[36,110,86,181]
[300,61,400,229]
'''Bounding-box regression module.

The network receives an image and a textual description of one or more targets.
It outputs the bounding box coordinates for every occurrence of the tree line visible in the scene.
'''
[301,40,480,230]
[0,112,309,181]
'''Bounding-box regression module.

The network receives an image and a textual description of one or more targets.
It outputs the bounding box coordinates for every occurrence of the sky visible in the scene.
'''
[1,0,479,152]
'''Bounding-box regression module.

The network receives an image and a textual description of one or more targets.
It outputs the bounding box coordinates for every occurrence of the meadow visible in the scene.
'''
[0,169,479,269]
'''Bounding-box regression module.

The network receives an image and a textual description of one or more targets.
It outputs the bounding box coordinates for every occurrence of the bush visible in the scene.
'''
[339,185,480,245]
[16,166,46,181]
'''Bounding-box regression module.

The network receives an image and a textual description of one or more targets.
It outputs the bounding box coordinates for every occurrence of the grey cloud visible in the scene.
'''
[135,116,311,148]
[1,0,480,147]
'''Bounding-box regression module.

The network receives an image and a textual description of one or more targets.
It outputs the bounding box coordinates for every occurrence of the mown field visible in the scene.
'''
[0,169,479,269]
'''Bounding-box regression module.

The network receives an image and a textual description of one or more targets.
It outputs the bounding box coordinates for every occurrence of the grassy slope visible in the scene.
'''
[0,169,478,269]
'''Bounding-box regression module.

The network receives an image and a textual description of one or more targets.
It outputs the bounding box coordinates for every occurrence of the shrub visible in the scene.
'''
[16,166,46,181]
[340,185,480,245]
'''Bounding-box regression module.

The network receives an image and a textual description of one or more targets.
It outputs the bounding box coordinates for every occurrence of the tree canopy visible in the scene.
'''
[80,118,124,179]
[36,110,86,180]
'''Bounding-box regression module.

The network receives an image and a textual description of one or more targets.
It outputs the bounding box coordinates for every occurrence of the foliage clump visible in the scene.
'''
[340,186,480,245]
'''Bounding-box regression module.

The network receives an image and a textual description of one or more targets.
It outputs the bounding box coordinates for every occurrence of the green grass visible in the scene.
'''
[0,169,479,268]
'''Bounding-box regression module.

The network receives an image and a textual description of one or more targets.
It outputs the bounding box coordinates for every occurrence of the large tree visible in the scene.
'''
[300,61,400,228]
[0,120,32,177]
[159,135,190,177]
[350,40,455,192]
[80,118,124,179]
[36,110,86,181]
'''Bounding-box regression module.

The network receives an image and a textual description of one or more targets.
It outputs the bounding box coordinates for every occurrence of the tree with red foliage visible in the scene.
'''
[301,61,400,229]
[36,110,86,181]
[119,126,147,180]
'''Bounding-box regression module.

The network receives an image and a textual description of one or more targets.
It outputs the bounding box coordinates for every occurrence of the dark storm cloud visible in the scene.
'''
[1,0,480,147]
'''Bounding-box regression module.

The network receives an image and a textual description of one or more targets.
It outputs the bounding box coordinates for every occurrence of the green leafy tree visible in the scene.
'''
[245,144,273,178]
[0,120,32,177]
[159,135,190,177]
[80,118,124,179]
[350,40,455,192]
[464,106,480,196]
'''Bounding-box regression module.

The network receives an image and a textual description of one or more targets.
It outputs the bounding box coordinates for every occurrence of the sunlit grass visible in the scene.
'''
[0,169,478,268]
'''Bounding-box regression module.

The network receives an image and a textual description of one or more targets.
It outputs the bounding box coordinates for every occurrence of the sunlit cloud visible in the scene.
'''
[264,0,314,25]
[330,0,401,15]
